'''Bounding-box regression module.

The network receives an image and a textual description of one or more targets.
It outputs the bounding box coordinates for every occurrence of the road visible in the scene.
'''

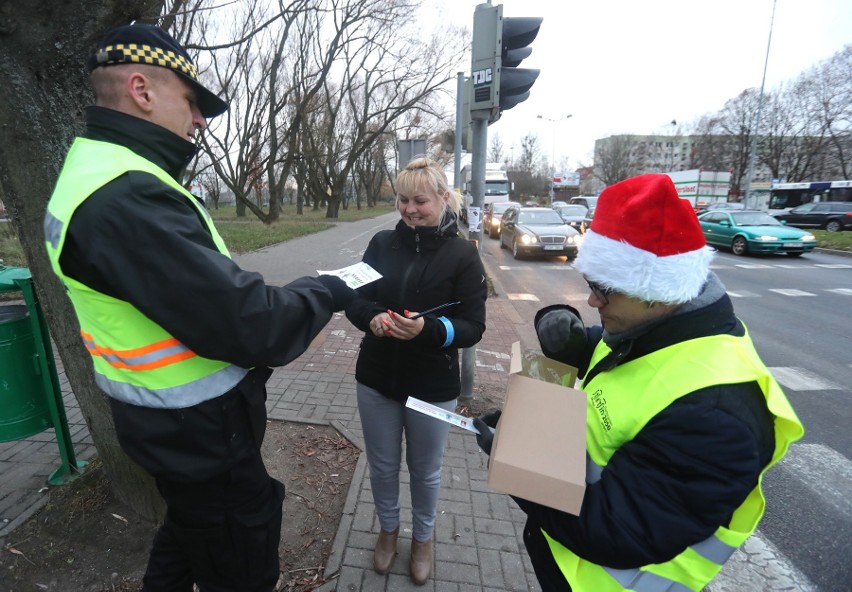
[478,233,852,591]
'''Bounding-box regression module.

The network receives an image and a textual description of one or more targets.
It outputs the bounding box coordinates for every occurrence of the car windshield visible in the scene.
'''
[732,212,783,226]
[492,203,514,214]
[518,210,564,225]
[557,205,587,216]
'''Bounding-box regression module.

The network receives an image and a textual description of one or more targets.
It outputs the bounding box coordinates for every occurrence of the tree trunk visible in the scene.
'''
[0,1,166,521]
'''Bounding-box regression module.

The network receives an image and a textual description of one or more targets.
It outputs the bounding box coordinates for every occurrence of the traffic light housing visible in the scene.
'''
[470,4,541,124]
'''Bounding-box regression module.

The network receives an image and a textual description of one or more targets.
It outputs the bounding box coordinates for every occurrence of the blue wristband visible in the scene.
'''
[438,316,454,348]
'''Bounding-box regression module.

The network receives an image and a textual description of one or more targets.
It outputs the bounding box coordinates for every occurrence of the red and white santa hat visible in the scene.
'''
[575,174,714,304]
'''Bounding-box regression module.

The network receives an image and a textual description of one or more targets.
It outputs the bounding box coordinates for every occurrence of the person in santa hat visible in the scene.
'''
[473,174,803,592]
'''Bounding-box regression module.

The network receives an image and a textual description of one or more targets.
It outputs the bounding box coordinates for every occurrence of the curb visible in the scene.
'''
[815,247,852,258]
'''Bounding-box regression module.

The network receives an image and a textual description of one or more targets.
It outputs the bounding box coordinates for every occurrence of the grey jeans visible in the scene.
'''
[356,382,456,542]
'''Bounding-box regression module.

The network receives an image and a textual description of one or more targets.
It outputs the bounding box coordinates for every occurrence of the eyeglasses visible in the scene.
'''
[584,278,616,305]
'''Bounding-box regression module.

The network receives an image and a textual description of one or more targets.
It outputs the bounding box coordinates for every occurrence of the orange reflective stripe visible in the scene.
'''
[80,329,197,371]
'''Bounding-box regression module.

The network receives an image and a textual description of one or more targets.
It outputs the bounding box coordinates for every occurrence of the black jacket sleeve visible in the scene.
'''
[409,238,486,350]
[514,382,773,569]
[59,172,337,369]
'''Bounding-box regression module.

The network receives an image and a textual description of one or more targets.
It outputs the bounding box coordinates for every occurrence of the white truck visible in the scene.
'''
[460,162,511,224]
[666,169,732,210]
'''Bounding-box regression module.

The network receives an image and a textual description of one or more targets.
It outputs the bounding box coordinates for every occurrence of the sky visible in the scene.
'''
[426,0,851,172]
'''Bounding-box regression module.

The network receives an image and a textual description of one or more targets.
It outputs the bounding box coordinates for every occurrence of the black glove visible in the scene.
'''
[317,275,358,312]
[473,409,502,455]
[536,309,586,357]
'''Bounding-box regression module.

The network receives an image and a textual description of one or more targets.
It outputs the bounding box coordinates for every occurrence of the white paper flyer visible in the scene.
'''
[317,262,382,289]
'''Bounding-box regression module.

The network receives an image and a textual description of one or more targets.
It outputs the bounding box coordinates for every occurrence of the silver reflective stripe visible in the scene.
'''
[690,535,738,564]
[587,453,604,483]
[603,566,693,592]
[95,364,249,409]
[83,335,191,368]
[44,211,63,250]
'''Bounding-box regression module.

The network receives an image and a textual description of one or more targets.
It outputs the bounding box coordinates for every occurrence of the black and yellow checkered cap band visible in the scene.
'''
[92,43,199,81]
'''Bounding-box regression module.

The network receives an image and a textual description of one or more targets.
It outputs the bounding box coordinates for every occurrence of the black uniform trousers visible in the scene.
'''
[109,367,283,592]
[141,452,285,592]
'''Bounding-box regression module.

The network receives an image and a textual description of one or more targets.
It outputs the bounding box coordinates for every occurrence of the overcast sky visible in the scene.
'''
[427,0,851,172]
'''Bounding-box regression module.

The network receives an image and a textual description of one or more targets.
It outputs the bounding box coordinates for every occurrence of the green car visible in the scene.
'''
[697,210,817,257]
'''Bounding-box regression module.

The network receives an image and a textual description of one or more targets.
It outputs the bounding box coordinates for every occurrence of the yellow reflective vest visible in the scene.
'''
[542,330,803,592]
[45,138,248,409]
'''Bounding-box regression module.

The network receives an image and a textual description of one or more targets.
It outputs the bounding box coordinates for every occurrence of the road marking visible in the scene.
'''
[709,531,817,592]
[710,441,852,592]
[776,442,852,515]
[814,264,852,269]
[507,293,540,301]
[726,290,761,298]
[735,263,774,269]
[768,288,816,296]
[768,366,843,390]
[826,288,852,295]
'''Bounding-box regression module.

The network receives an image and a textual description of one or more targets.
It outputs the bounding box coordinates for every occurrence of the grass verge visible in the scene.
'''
[811,229,852,251]
[209,202,395,253]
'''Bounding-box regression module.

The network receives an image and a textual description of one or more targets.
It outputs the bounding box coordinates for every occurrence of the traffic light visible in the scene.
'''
[470,4,541,124]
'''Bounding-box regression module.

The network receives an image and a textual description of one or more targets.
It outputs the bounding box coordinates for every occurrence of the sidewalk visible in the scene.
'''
[0,252,542,591]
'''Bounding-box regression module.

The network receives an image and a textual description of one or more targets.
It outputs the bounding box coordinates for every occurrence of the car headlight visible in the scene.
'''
[491,219,500,227]
[566,236,575,244]
[755,235,779,241]
[802,235,816,241]
[521,234,537,245]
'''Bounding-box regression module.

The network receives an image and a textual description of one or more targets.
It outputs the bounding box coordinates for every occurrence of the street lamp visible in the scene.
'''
[537,114,573,173]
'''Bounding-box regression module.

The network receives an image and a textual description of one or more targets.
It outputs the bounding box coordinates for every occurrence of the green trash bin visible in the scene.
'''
[0,264,86,483]
[0,305,52,441]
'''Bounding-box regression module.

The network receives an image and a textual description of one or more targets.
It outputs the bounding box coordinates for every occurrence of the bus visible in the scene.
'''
[768,180,852,213]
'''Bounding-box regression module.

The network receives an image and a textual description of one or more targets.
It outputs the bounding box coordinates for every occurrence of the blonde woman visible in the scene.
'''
[345,158,487,584]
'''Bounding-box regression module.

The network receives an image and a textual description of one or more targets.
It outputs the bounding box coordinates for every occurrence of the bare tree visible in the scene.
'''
[711,89,761,196]
[758,83,826,182]
[300,0,466,218]
[807,46,852,179]
[593,135,643,186]
[508,133,549,200]
[489,132,505,163]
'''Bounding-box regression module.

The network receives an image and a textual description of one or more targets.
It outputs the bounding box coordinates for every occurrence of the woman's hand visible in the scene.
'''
[369,312,390,338]
[381,309,425,341]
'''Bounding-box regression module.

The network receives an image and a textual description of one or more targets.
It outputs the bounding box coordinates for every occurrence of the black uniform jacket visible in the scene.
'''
[57,107,340,480]
[523,291,776,591]
[345,217,487,403]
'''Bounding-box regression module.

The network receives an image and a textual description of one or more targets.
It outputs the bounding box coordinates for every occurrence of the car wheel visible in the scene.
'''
[786,252,803,258]
[512,239,523,259]
[825,220,842,232]
[731,236,749,256]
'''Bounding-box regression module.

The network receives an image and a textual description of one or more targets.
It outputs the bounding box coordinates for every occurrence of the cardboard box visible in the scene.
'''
[487,342,587,515]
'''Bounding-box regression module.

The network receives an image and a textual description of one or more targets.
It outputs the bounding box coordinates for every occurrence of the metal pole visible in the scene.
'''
[459,117,488,402]
[454,72,464,192]
[743,0,776,208]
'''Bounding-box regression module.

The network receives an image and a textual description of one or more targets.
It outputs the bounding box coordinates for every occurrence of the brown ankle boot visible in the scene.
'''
[373,527,399,574]
[409,537,433,585]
